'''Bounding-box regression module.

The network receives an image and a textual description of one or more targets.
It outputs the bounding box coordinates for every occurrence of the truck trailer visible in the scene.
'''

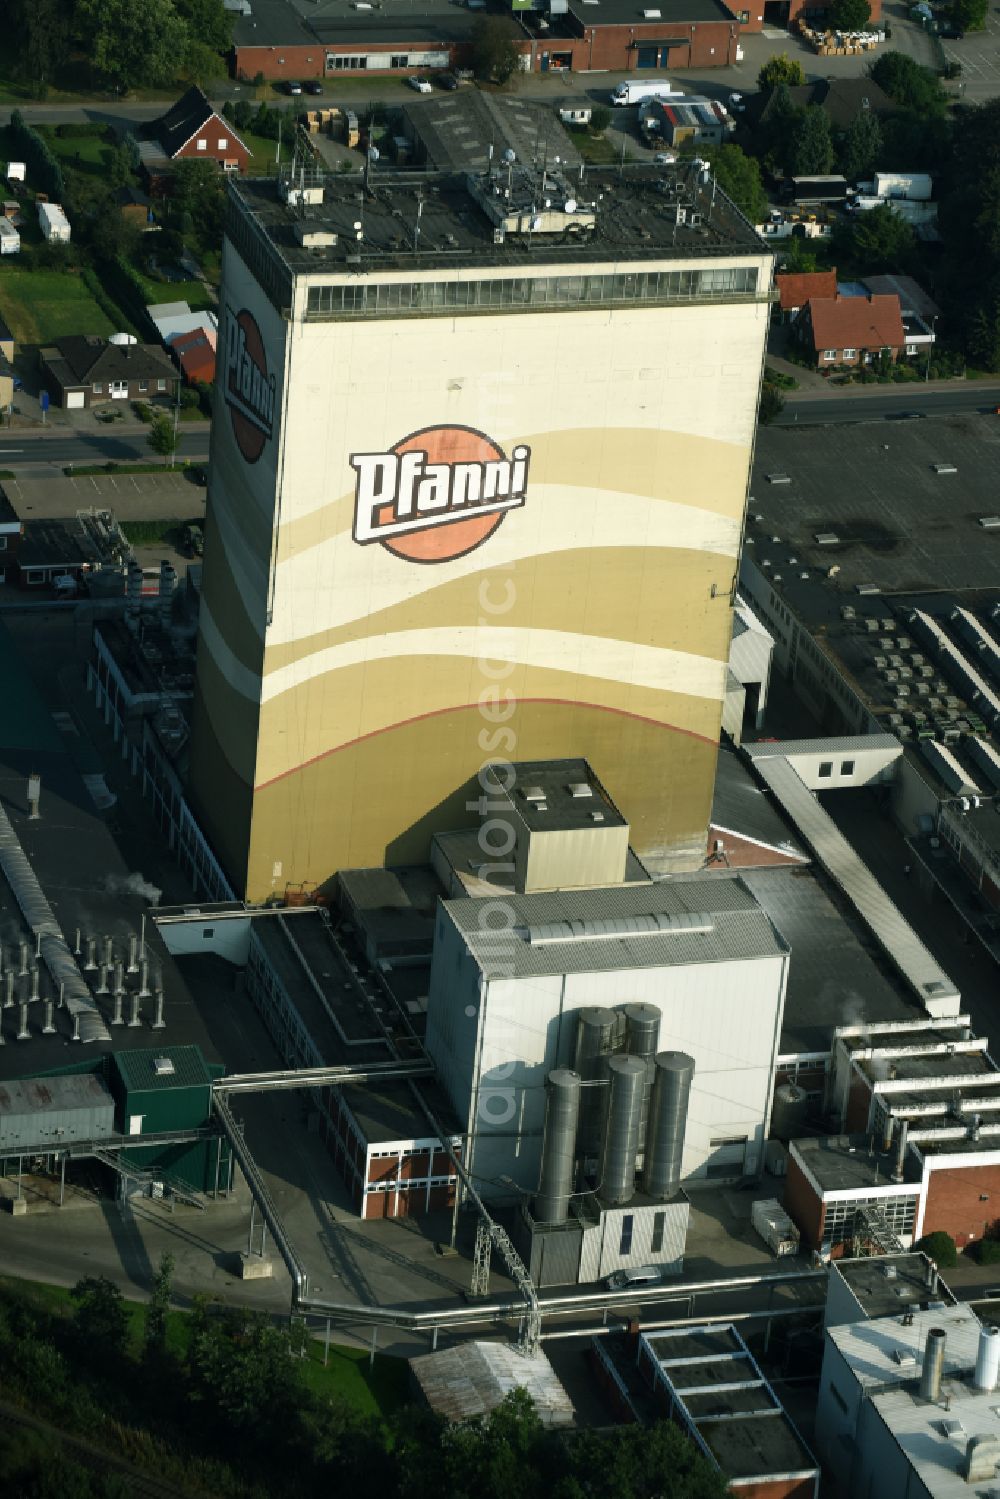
[610,79,684,106]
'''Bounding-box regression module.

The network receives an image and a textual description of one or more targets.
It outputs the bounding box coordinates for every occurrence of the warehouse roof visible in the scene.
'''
[791,1134,921,1193]
[0,1072,112,1118]
[443,876,787,979]
[411,1340,575,1427]
[408,91,582,174]
[828,1303,982,1393]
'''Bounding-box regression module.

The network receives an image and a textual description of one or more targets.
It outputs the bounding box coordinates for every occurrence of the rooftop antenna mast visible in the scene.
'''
[485,140,494,181]
[413,192,424,253]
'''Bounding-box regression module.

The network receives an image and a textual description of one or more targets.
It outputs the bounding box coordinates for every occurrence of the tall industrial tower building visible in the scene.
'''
[189,161,773,900]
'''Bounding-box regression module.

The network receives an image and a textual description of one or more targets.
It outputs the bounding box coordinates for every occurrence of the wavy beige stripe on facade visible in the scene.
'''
[253,653,725,788]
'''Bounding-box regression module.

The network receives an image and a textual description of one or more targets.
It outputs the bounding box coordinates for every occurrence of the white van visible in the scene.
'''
[605,1265,662,1291]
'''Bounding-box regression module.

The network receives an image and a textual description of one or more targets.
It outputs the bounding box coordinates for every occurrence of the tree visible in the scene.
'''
[869,51,946,114]
[8,0,73,95]
[173,0,231,51]
[143,1251,174,1361]
[148,412,179,467]
[791,106,834,175]
[77,0,188,89]
[589,105,612,135]
[70,1277,129,1362]
[757,84,807,175]
[830,0,871,28]
[759,382,786,424]
[915,1230,958,1267]
[703,144,768,225]
[839,107,883,181]
[951,0,989,28]
[169,158,225,245]
[470,16,523,86]
[757,52,805,90]
[835,202,915,271]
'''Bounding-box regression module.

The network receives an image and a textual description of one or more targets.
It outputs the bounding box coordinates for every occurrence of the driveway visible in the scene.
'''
[939,4,1000,101]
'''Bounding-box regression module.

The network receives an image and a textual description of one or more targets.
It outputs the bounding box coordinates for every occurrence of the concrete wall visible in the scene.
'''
[155,914,251,965]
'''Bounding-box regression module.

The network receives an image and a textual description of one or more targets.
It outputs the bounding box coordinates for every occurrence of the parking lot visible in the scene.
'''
[940,5,1000,100]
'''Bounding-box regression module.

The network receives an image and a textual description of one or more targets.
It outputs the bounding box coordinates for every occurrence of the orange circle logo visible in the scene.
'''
[351,425,530,565]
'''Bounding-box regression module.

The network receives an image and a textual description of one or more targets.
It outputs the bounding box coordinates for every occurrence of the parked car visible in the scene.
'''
[286,80,303,95]
[304,80,324,95]
[436,71,459,90]
[729,91,745,110]
[408,76,433,93]
[653,150,678,165]
[937,22,964,36]
[605,1265,663,1291]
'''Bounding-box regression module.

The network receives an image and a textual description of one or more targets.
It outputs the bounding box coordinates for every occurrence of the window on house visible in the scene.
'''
[619,1215,634,1256]
[197,139,207,151]
[157,379,166,391]
[906,344,917,355]
[823,349,837,361]
[651,1211,665,1253]
[0,537,7,551]
[24,571,42,586]
[390,54,408,67]
[92,383,103,394]
[841,760,855,775]
[818,761,833,778]
[138,380,148,392]
[218,138,228,149]
[842,347,857,359]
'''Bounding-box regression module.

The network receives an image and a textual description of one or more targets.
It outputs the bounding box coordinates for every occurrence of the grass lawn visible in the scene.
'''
[239,130,284,174]
[564,127,618,165]
[0,264,115,344]
[37,125,112,172]
[135,270,216,312]
[0,1275,408,1422]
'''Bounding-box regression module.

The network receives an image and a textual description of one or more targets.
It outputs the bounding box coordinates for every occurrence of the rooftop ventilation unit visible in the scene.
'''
[980,516,1000,530]
[815,532,839,546]
[933,462,957,475]
[522,912,714,946]
[153,1057,175,1076]
[767,473,791,485]
[568,782,593,798]
[522,785,546,802]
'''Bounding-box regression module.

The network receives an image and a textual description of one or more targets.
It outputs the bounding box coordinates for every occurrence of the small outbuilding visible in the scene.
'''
[409,1340,575,1427]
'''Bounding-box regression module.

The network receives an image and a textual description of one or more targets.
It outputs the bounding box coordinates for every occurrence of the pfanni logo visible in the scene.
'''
[224,306,276,465]
[350,425,530,564]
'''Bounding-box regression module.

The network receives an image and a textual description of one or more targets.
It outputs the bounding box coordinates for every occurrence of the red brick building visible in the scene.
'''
[150,86,251,174]
[794,292,906,370]
[775,268,837,322]
[326,1083,461,1220]
[232,0,741,80]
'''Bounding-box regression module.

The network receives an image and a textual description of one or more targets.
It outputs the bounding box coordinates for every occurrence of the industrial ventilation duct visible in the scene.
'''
[644,1051,695,1200]
[597,1054,646,1205]
[534,1069,581,1224]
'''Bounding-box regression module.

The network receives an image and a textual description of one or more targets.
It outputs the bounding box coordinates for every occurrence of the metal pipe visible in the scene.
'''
[103,935,113,967]
[893,1119,910,1182]
[17,1002,29,1040]
[96,963,110,996]
[71,1012,80,1042]
[152,990,165,1029]
[111,991,123,1026]
[4,970,12,1007]
[84,937,97,971]
[921,1327,946,1401]
[128,994,141,1027]
[30,966,40,1001]
[139,959,151,998]
[42,1000,55,1035]
[113,960,125,996]
[73,927,82,957]
[0,1015,5,1046]
[18,941,28,976]
[127,934,139,973]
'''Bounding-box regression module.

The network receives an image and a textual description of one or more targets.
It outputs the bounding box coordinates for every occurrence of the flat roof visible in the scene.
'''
[232,0,506,49]
[570,0,734,21]
[871,1377,1000,1498]
[0,1072,112,1117]
[829,1302,982,1392]
[644,1325,817,1482]
[229,160,766,282]
[833,1253,951,1320]
[793,1134,922,1193]
[487,758,628,835]
[739,866,921,1055]
[444,876,787,980]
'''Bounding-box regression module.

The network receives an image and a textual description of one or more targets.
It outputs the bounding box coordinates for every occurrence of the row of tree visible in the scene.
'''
[7,0,231,94]
[0,1267,728,1499]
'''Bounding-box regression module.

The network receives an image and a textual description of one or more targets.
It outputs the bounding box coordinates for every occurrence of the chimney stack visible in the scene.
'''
[127,934,139,973]
[84,936,97,971]
[111,991,124,1027]
[128,994,141,1027]
[920,1327,946,1402]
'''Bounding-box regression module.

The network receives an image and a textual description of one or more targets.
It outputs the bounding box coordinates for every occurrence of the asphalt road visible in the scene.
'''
[0,430,209,469]
[776,383,1000,426]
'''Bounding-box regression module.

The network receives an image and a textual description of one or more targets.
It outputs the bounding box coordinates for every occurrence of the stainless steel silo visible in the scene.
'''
[572,1006,617,1157]
[645,1051,695,1200]
[597,1053,646,1205]
[534,1069,582,1224]
[622,1002,661,1059]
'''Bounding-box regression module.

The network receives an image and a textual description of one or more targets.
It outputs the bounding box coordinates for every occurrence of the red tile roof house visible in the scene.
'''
[774,268,838,323]
[170,326,216,386]
[794,293,906,371]
[144,86,251,177]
